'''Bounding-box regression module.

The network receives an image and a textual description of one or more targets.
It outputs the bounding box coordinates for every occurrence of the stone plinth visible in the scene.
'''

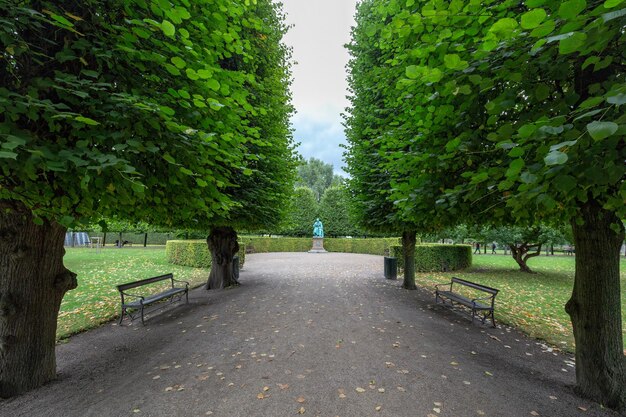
[308,237,327,253]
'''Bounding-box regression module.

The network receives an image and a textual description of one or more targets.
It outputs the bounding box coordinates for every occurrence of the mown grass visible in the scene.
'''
[60,248,626,352]
[415,254,626,352]
[59,247,207,340]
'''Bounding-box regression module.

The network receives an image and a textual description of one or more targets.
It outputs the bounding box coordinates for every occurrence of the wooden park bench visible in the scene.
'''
[117,273,189,325]
[435,277,499,327]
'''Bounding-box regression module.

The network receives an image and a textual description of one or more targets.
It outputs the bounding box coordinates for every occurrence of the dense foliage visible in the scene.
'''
[391,244,472,272]
[346,0,625,410]
[318,185,359,237]
[281,186,318,236]
[165,240,245,269]
[0,0,296,230]
[0,0,296,397]
[295,157,343,201]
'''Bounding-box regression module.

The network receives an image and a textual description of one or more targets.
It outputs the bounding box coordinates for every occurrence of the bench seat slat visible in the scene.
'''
[437,291,490,310]
[122,287,187,309]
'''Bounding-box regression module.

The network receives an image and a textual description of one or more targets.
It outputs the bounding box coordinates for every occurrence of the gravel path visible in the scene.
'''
[0,252,618,417]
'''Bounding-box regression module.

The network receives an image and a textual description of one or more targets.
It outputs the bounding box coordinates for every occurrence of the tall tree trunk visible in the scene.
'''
[102,231,107,246]
[0,203,77,397]
[206,227,240,290]
[402,230,417,290]
[565,199,626,412]
[143,233,148,247]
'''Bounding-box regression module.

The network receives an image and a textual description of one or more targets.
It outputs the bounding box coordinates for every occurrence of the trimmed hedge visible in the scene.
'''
[165,240,246,269]
[241,237,400,256]
[390,244,472,272]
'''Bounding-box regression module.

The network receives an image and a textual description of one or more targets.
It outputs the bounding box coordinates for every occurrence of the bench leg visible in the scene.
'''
[140,306,145,325]
[119,307,126,325]
[185,289,189,303]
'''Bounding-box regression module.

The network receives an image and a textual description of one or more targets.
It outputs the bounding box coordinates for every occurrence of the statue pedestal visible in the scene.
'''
[308,237,327,253]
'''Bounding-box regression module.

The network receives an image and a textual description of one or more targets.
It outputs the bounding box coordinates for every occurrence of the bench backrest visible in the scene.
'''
[451,277,499,295]
[117,273,174,292]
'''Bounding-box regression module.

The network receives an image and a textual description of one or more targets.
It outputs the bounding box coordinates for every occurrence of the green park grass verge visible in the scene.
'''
[58,247,207,340]
[415,254,626,352]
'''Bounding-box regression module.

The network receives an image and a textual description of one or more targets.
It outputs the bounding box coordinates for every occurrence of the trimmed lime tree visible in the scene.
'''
[0,0,295,397]
[347,0,625,410]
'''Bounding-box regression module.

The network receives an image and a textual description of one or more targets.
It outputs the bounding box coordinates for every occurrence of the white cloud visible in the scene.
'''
[281,0,357,176]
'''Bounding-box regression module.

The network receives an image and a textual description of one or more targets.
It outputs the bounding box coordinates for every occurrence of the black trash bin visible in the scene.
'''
[232,255,240,280]
[384,256,397,280]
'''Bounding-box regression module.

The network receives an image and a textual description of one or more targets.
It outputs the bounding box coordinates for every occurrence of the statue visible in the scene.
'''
[313,218,324,238]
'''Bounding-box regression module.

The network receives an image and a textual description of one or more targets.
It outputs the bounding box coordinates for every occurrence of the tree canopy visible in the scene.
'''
[345,0,625,410]
[295,157,343,201]
[0,0,296,397]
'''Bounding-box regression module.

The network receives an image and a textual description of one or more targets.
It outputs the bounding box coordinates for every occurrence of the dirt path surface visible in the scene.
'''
[1,252,617,417]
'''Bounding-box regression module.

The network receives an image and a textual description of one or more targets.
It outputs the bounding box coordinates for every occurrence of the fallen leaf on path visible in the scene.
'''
[278,383,290,390]
[549,396,557,400]
[397,387,406,392]
[375,405,382,411]
[296,396,306,403]
[530,412,539,416]
[578,407,587,411]
[378,388,385,393]
[297,406,305,414]
[257,393,265,399]
[355,387,366,393]
[263,386,270,392]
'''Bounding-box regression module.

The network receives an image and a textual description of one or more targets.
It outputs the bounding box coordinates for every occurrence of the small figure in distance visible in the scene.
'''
[474,242,480,254]
[491,242,497,254]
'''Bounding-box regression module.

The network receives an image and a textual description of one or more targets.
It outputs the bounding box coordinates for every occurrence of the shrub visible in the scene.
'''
[241,237,399,255]
[390,244,472,272]
[166,240,246,269]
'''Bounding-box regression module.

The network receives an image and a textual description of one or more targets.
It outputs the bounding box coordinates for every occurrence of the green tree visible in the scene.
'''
[344,0,422,290]
[282,187,318,236]
[318,185,357,237]
[295,157,343,201]
[347,0,625,410]
[0,0,295,397]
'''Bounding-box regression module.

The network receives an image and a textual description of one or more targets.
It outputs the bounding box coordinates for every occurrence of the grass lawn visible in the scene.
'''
[59,247,207,340]
[415,254,626,352]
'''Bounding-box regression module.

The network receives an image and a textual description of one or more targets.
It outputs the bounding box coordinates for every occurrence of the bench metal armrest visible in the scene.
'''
[121,291,145,301]
[434,282,452,291]
[172,278,189,288]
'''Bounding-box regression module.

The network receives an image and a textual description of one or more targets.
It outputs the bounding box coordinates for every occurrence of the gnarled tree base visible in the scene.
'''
[206,227,240,290]
[0,202,76,397]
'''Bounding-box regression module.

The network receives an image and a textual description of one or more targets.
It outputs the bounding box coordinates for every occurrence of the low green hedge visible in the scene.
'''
[241,237,399,256]
[166,240,246,269]
[390,244,472,272]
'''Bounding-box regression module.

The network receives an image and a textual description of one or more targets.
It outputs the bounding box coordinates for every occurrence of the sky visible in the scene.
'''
[280,0,359,176]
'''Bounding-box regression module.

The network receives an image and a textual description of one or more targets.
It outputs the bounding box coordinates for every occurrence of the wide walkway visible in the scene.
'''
[1,253,617,417]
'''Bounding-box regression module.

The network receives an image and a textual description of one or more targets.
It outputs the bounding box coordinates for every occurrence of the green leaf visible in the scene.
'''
[544,151,568,166]
[0,151,18,159]
[602,7,626,22]
[161,20,175,37]
[558,0,586,20]
[508,147,524,157]
[520,172,538,183]
[554,175,577,193]
[171,56,186,69]
[75,116,100,125]
[405,65,420,79]
[521,9,547,29]
[604,0,624,7]
[558,32,587,54]
[207,79,220,91]
[607,93,626,105]
[489,18,518,39]
[443,54,467,70]
[586,121,618,141]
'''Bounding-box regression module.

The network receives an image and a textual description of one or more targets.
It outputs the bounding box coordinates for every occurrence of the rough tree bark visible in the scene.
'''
[565,199,626,412]
[508,242,541,273]
[0,202,77,397]
[402,230,417,290]
[206,226,240,290]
